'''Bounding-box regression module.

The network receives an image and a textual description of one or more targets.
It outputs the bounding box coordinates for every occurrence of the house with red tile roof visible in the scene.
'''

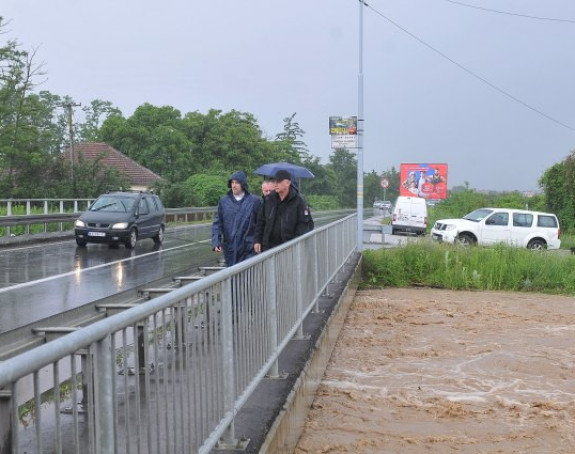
[64,142,163,191]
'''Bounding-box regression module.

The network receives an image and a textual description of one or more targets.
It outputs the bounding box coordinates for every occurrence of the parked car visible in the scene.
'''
[373,200,392,209]
[74,190,166,248]
[391,196,428,235]
[430,207,561,250]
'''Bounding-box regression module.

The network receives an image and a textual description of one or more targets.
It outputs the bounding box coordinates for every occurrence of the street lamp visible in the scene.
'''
[357,0,367,251]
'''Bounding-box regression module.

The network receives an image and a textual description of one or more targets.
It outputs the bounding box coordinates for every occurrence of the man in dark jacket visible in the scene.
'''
[254,169,314,253]
[212,171,261,266]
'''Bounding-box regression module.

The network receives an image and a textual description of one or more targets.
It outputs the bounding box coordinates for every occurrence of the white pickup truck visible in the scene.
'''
[430,207,561,250]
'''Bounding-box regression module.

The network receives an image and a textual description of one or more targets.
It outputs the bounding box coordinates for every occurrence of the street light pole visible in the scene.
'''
[357,0,366,251]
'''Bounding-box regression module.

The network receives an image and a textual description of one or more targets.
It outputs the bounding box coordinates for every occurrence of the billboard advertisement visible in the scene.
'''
[329,116,357,149]
[400,163,448,199]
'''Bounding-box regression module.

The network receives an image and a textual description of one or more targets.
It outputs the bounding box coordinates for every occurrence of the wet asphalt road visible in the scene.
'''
[0,224,216,334]
[0,212,394,335]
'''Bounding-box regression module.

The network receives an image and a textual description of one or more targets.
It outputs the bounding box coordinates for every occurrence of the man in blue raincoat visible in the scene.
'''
[212,171,261,266]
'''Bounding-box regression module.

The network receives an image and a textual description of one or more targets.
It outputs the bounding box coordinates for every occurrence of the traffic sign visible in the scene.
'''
[380,177,389,189]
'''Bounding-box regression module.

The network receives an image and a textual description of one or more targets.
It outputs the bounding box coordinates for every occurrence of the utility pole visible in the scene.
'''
[62,102,81,194]
[357,0,367,251]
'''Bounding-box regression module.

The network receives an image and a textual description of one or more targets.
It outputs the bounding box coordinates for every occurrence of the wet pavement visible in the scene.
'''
[0,225,215,334]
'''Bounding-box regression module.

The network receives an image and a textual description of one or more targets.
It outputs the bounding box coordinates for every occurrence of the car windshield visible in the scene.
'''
[90,196,134,213]
[463,208,493,222]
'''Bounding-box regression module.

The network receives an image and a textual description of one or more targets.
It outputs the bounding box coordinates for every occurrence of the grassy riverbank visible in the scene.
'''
[362,241,575,295]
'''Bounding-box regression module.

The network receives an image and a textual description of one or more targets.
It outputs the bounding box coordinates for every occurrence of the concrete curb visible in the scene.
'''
[258,256,363,453]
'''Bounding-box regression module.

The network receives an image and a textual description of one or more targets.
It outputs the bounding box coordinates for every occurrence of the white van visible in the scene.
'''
[391,196,428,235]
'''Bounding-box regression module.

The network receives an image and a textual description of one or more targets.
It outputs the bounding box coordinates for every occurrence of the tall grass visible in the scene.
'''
[362,242,575,295]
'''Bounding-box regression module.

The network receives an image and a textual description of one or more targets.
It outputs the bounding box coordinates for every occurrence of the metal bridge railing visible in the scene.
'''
[0,198,217,238]
[0,214,357,454]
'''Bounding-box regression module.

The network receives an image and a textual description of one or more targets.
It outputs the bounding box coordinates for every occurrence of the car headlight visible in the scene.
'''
[444,225,456,231]
[112,222,129,230]
[75,220,85,228]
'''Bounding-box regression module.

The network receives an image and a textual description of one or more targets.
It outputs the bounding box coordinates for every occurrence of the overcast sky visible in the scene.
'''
[3,0,575,192]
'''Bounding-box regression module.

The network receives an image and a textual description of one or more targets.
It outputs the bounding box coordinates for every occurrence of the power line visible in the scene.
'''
[442,0,575,24]
[365,3,575,132]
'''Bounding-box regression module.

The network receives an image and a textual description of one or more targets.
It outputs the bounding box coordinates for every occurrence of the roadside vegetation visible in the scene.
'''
[362,241,575,295]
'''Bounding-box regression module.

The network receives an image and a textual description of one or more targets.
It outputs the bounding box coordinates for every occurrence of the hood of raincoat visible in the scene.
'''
[228,170,249,192]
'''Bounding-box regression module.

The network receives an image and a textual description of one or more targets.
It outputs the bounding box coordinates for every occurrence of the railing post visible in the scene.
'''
[294,242,305,340]
[313,235,321,313]
[94,335,115,453]
[0,387,13,453]
[218,277,238,447]
[26,200,31,235]
[324,229,331,298]
[6,201,11,237]
[59,200,64,232]
[267,258,279,377]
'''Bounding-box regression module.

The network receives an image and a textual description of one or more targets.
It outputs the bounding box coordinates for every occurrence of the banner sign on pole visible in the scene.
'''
[329,116,357,149]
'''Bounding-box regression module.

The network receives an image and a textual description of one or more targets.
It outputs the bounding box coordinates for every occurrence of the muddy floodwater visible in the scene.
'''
[295,288,575,453]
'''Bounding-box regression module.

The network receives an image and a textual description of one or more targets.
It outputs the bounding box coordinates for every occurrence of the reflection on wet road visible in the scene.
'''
[0,212,351,335]
[0,225,214,333]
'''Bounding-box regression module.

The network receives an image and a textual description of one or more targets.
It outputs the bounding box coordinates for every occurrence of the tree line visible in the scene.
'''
[0,20,387,209]
[1,18,573,231]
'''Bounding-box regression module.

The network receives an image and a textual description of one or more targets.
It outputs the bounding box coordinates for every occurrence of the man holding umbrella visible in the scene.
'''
[254,169,314,253]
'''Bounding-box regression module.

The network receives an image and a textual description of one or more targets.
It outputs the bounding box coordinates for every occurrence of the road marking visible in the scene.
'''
[0,239,211,294]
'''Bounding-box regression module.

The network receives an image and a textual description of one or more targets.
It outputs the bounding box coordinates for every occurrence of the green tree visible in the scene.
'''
[540,156,575,232]
[0,24,71,196]
[364,170,383,206]
[327,148,357,208]
[183,173,228,206]
[275,112,308,160]
[79,99,122,142]
[299,155,335,198]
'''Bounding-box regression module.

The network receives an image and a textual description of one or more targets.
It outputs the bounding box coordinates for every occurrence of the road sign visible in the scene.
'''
[380,177,389,189]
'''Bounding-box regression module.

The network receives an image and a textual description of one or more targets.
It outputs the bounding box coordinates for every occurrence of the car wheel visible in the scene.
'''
[153,226,165,245]
[125,228,137,249]
[527,239,546,250]
[457,233,476,247]
[75,237,87,247]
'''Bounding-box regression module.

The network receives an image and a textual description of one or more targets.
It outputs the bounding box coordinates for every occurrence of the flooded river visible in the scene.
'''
[295,288,575,453]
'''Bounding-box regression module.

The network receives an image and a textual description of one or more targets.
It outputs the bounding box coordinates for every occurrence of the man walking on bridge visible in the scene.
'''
[254,169,313,253]
[212,170,261,266]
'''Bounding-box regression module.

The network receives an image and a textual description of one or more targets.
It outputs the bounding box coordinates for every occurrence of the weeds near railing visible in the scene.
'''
[362,241,575,295]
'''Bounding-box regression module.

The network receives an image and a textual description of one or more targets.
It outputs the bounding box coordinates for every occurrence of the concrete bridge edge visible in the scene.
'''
[258,255,363,453]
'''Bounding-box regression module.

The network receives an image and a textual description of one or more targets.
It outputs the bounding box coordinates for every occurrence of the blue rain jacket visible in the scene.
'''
[211,171,261,266]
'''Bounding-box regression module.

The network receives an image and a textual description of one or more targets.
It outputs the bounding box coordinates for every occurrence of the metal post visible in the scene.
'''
[0,387,13,452]
[219,278,238,447]
[6,201,11,237]
[295,243,305,339]
[267,259,279,377]
[357,0,366,252]
[95,335,115,453]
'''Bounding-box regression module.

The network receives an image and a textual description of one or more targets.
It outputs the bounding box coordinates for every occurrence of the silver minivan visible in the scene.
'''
[391,196,428,235]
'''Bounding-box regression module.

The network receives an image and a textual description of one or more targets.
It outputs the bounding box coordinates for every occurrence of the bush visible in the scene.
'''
[306,195,339,211]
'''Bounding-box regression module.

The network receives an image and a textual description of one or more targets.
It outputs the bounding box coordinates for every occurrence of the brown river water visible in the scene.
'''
[295,288,575,453]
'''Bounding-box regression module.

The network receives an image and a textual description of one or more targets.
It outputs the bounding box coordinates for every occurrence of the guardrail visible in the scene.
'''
[0,205,217,238]
[0,214,358,453]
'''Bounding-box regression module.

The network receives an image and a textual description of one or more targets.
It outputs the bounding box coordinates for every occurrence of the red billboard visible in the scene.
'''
[399,163,448,199]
